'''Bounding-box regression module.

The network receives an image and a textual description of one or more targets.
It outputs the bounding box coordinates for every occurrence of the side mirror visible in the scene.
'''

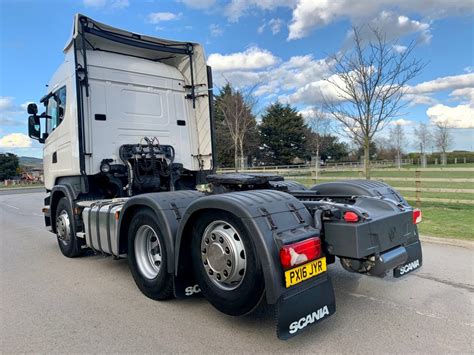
[28,115,41,142]
[27,103,38,115]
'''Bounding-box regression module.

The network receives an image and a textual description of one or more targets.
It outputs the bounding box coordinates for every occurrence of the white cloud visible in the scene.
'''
[404,93,438,107]
[257,18,284,35]
[224,0,297,23]
[179,0,216,9]
[403,73,474,106]
[287,0,473,40]
[0,97,15,111]
[209,24,224,37]
[0,97,27,127]
[390,118,413,126]
[286,73,346,105]
[392,44,408,53]
[83,0,106,6]
[449,88,474,104]
[268,18,283,34]
[207,47,278,71]
[110,0,129,9]
[83,0,128,8]
[147,12,182,24]
[407,73,474,95]
[426,104,474,128]
[0,133,32,148]
[366,11,431,44]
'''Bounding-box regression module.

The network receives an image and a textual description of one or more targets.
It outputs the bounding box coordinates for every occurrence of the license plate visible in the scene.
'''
[284,257,327,288]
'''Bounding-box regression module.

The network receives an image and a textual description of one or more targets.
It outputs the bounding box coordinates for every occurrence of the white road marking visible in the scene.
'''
[2,203,19,210]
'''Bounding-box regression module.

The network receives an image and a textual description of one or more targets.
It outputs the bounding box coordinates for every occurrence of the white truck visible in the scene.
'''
[27,14,423,340]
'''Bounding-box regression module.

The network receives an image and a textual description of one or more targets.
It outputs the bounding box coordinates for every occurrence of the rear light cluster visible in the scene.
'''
[279,237,321,270]
[343,211,359,223]
[413,208,422,224]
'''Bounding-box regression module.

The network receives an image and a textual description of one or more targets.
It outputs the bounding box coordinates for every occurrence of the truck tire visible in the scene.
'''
[127,209,173,300]
[55,197,83,258]
[191,211,265,316]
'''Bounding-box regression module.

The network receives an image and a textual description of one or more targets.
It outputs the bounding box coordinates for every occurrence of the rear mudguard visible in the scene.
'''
[174,189,336,339]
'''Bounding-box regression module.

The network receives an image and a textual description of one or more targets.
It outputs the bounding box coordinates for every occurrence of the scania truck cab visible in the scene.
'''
[27,14,423,340]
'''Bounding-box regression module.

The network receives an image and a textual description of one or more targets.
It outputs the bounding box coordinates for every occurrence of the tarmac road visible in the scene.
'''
[1,190,473,353]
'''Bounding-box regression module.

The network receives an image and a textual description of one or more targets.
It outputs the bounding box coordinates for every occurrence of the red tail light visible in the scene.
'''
[413,208,422,224]
[279,237,321,270]
[344,211,359,223]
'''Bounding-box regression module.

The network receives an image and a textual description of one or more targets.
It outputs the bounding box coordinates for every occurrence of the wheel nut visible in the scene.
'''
[209,269,213,275]
[202,248,206,254]
[223,270,228,277]
[211,233,216,240]
[205,238,209,244]
[216,273,221,280]
[219,237,224,243]
[226,260,231,266]
[225,247,230,254]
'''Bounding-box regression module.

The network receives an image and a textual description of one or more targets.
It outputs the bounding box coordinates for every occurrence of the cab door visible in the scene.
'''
[43,85,76,188]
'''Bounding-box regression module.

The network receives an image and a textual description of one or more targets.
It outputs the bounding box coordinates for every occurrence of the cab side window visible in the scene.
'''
[46,86,67,133]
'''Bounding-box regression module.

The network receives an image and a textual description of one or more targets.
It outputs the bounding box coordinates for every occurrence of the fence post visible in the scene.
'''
[415,170,421,208]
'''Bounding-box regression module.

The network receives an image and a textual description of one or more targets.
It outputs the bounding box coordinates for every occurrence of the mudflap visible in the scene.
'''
[276,274,336,340]
[393,240,423,278]
[173,273,201,299]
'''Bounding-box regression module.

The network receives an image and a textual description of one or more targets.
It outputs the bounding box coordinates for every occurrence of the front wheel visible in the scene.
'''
[127,209,173,300]
[55,197,83,258]
[191,211,265,316]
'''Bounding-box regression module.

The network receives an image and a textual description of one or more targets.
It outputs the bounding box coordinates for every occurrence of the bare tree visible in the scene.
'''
[306,108,332,162]
[305,108,332,177]
[413,122,432,155]
[433,121,452,165]
[389,123,405,168]
[324,26,424,178]
[215,83,257,170]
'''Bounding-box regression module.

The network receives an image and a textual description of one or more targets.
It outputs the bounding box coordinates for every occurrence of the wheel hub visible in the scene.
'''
[56,210,71,243]
[201,221,246,290]
[134,225,162,280]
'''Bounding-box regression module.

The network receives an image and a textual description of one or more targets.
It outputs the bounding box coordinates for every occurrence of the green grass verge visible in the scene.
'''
[406,201,474,241]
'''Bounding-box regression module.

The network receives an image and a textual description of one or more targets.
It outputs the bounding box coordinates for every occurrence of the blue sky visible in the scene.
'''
[0,0,473,157]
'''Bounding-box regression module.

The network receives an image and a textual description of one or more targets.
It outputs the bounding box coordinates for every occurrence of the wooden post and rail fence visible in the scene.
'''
[218,165,474,206]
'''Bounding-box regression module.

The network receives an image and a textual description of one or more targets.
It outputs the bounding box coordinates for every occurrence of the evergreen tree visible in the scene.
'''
[305,132,350,162]
[259,102,308,165]
[0,153,19,180]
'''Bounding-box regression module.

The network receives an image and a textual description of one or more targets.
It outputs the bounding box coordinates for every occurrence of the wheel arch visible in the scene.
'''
[50,184,77,234]
[117,191,204,273]
[175,190,315,304]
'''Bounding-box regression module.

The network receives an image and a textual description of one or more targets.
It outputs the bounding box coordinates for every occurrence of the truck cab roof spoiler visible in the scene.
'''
[64,14,197,60]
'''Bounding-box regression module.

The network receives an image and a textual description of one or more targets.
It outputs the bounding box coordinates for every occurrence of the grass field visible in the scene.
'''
[289,165,474,241]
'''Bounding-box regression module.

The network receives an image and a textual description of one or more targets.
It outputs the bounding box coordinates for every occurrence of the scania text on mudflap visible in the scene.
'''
[27,14,423,340]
